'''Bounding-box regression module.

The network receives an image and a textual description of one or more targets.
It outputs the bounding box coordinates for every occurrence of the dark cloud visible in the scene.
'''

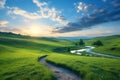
[55,7,120,33]
[111,0,120,8]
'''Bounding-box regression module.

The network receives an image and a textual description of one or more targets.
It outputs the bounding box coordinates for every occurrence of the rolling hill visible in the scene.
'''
[0,32,72,80]
[86,35,120,56]
[0,32,120,80]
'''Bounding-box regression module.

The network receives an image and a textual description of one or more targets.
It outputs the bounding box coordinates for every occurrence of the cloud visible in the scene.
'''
[33,0,47,8]
[8,7,42,19]
[32,0,68,25]
[75,2,100,16]
[7,0,68,25]
[0,20,55,36]
[0,0,6,9]
[55,8,120,33]
[0,21,8,27]
[76,2,89,13]
[54,1,120,33]
[0,27,22,34]
[20,21,55,36]
[111,0,120,8]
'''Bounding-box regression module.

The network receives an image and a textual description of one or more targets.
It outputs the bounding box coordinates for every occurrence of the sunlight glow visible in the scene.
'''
[28,26,41,36]
[19,22,54,36]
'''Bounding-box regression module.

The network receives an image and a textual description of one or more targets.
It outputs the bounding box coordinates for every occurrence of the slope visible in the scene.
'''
[86,35,120,56]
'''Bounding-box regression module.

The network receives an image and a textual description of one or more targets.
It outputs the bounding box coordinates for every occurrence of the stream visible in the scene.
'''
[70,46,120,59]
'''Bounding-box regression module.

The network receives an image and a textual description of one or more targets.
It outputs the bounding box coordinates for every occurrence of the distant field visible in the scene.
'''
[47,54,120,80]
[86,35,120,56]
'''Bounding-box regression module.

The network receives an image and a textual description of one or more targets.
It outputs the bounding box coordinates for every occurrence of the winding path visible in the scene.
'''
[39,56,82,80]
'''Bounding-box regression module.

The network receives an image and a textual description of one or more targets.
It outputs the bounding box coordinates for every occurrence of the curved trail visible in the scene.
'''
[39,56,82,80]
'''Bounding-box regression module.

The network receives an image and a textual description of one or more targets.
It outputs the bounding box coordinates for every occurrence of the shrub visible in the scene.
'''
[92,40,103,46]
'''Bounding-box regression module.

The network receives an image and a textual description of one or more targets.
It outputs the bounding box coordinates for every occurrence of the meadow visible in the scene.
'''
[0,33,72,80]
[47,54,120,80]
[0,46,55,80]
[0,32,120,80]
[86,35,120,57]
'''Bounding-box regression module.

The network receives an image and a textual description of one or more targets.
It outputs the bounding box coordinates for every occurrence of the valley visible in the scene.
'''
[0,32,120,80]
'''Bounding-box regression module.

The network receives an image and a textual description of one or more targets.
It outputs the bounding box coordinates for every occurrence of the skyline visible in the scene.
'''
[0,0,120,37]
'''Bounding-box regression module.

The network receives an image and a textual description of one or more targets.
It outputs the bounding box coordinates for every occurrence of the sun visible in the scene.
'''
[18,21,55,37]
[28,26,41,36]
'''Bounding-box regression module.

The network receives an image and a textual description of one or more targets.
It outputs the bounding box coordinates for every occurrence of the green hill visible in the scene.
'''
[0,32,73,53]
[0,32,72,80]
[86,35,120,56]
[0,32,120,80]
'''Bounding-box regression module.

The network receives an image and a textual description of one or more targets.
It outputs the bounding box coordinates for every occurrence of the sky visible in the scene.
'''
[0,0,120,37]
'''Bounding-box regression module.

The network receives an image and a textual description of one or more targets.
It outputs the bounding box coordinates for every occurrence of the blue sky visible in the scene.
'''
[0,0,120,37]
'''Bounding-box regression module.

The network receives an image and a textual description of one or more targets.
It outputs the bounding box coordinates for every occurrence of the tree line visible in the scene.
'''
[75,39,103,46]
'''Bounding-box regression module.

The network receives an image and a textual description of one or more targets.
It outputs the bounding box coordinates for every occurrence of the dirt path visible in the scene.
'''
[39,56,82,80]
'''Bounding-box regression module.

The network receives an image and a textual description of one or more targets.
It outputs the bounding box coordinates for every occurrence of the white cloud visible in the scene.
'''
[32,0,68,25]
[0,21,8,27]
[77,2,89,13]
[0,0,6,9]
[8,7,42,19]
[7,0,68,25]
[33,0,47,8]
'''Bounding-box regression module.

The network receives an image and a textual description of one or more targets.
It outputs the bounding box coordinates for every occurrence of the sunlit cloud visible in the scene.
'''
[33,0,47,8]
[7,0,68,25]
[54,24,120,37]
[21,24,54,36]
[8,7,42,19]
[0,19,54,36]
[0,21,8,27]
[23,21,54,36]
[32,0,69,25]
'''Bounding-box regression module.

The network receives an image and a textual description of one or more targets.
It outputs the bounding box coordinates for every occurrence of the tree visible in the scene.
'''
[78,39,85,46]
[92,40,103,46]
[67,47,71,52]
[75,42,78,46]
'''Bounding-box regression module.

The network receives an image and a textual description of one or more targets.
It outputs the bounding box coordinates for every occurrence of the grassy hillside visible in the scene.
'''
[86,35,120,56]
[0,32,120,80]
[47,54,120,80]
[0,48,55,80]
[0,32,72,80]
[0,32,73,53]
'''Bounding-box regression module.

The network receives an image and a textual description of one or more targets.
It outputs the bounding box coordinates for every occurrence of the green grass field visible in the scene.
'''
[0,33,72,80]
[0,32,120,80]
[86,35,120,56]
[47,54,120,80]
[0,46,55,80]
